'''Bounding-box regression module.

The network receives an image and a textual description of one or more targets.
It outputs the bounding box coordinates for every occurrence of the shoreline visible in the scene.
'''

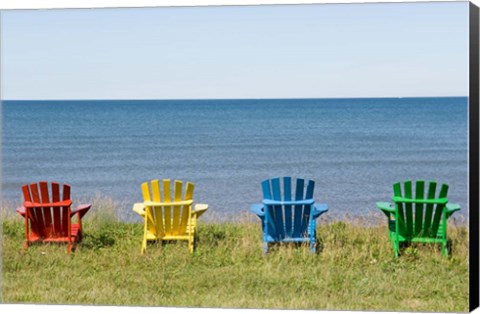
[0,195,470,227]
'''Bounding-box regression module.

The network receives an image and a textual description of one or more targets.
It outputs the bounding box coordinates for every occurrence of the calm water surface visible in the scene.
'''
[1,98,468,222]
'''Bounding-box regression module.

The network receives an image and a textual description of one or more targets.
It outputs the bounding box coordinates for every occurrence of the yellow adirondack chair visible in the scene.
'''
[132,179,208,253]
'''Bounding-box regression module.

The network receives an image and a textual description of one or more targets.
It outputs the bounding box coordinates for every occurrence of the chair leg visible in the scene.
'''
[442,241,449,257]
[392,239,400,258]
[21,241,28,254]
[310,239,316,253]
[308,227,317,254]
[141,237,147,254]
[70,241,78,255]
[188,237,194,253]
[263,242,269,255]
[393,249,399,258]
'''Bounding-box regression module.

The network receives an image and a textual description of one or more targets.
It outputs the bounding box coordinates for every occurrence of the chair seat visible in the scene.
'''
[388,220,446,243]
[265,236,311,243]
[145,224,196,241]
[146,232,192,241]
[27,223,81,243]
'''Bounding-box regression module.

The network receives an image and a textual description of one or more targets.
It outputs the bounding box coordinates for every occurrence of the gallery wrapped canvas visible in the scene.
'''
[0,0,478,313]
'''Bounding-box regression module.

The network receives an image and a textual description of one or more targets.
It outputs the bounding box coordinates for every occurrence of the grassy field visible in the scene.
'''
[1,200,469,312]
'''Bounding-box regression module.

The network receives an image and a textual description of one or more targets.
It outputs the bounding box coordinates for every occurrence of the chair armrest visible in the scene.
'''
[132,203,146,218]
[250,204,265,217]
[71,204,92,219]
[263,199,315,206]
[16,206,26,217]
[24,200,72,208]
[144,200,193,207]
[446,203,461,219]
[192,203,208,219]
[446,203,461,213]
[392,197,448,204]
[312,203,328,219]
[376,202,395,218]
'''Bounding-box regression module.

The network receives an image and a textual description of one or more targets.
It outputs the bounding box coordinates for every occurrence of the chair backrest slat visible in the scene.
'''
[39,181,53,236]
[414,181,425,237]
[29,183,45,237]
[151,179,161,202]
[180,182,195,234]
[22,185,37,236]
[261,179,276,236]
[393,182,406,236]
[22,184,39,236]
[261,180,272,200]
[51,182,61,235]
[423,182,437,237]
[283,177,293,238]
[162,179,172,235]
[172,180,183,233]
[301,180,315,236]
[22,185,32,202]
[270,178,285,239]
[142,182,151,201]
[151,180,164,237]
[61,184,71,236]
[62,184,71,201]
[142,181,157,237]
[293,178,305,237]
[403,181,414,237]
[430,183,449,237]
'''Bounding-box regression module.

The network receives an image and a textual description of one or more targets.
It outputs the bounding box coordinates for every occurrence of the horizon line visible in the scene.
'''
[1,95,469,101]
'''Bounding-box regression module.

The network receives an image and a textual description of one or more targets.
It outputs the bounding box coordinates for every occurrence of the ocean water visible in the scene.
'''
[1,98,468,222]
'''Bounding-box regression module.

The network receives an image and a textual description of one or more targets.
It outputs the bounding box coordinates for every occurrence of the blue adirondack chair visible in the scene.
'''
[250,177,329,254]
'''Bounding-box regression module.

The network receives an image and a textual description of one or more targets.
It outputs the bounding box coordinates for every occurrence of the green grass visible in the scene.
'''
[1,200,469,312]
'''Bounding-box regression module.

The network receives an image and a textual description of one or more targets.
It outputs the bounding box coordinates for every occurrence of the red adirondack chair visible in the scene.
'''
[16,181,92,254]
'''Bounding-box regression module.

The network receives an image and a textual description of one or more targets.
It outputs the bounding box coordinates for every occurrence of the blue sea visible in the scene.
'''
[1,98,469,222]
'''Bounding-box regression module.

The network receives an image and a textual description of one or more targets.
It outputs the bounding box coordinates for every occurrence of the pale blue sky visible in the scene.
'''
[1,2,469,100]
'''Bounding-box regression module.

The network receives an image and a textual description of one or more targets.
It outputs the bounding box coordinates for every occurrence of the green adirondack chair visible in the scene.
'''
[376,180,461,257]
